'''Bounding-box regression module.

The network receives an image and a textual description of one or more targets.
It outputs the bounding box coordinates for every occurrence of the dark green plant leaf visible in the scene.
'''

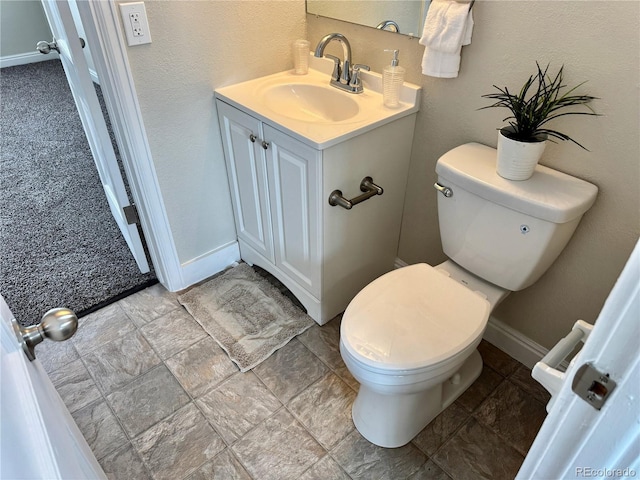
[480,63,599,149]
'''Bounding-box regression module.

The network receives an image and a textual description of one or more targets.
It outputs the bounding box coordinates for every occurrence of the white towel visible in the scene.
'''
[420,1,474,78]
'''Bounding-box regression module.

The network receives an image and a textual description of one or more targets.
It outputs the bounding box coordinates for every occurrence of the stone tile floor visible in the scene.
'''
[40,282,550,480]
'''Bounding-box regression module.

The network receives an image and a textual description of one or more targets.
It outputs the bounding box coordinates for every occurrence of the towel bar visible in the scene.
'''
[328,177,383,210]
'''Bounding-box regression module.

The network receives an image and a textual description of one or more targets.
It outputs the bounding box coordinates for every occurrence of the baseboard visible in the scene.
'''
[484,315,555,369]
[1,52,60,69]
[394,257,409,269]
[177,241,240,290]
[394,257,557,369]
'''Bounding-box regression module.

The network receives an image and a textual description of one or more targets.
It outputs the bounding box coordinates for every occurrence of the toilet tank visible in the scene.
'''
[435,143,598,291]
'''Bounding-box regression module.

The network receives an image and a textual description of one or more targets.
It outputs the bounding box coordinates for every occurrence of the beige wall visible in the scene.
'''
[121,1,306,264]
[309,1,640,349]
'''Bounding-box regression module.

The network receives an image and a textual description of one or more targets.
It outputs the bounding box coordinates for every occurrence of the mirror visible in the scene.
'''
[306,0,431,37]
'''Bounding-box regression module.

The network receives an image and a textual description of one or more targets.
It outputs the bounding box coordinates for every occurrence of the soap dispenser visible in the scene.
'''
[383,49,405,108]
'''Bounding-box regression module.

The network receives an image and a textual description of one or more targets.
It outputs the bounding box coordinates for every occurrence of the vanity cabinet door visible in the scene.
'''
[263,125,321,298]
[217,102,275,262]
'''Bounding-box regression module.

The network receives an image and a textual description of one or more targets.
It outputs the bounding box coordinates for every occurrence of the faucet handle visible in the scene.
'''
[349,64,370,88]
[325,54,341,82]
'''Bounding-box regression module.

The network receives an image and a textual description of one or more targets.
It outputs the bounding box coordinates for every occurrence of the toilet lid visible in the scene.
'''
[341,264,491,371]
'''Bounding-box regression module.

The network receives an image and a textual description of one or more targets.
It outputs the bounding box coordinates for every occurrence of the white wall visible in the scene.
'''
[309,1,640,350]
[0,0,51,56]
[0,0,53,66]
[0,1,96,76]
[120,0,307,265]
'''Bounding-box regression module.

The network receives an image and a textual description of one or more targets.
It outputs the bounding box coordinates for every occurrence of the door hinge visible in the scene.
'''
[572,362,617,410]
[123,204,139,225]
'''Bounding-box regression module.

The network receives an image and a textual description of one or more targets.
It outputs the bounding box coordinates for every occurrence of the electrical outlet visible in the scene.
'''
[129,12,143,36]
[119,2,151,46]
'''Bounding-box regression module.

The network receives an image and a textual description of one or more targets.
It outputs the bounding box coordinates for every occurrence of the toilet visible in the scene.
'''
[339,143,598,448]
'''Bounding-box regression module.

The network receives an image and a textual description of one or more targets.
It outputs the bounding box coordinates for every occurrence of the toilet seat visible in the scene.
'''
[341,264,491,372]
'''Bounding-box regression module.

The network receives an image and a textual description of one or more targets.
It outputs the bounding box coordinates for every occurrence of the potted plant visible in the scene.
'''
[481,63,599,180]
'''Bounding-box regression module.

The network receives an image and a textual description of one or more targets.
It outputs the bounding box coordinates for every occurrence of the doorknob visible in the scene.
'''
[37,40,59,54]
[37,37,86,55]
[11,308,78,361]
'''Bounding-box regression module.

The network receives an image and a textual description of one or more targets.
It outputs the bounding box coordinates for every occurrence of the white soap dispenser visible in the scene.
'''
[383,49,405,108]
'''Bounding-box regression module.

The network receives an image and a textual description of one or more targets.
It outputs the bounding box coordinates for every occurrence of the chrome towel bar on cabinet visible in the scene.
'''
[328,176,383,210]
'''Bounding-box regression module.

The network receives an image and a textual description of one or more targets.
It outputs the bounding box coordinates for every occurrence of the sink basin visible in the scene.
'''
[261,83,359,123]
[215,56,420,149]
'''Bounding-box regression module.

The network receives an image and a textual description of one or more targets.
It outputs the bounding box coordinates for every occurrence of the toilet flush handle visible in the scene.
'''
[434,182,453,198]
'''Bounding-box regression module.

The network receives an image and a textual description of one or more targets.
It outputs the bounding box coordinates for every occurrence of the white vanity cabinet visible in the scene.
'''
[217,101,321,300]
[216,99,416,325]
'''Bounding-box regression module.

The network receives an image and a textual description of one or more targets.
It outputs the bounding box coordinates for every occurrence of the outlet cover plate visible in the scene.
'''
[119,2,152,46]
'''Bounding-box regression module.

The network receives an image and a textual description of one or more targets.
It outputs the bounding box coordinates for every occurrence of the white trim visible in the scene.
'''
[0,51,59,68]
[76,1,184,291]
[394,257,409,269]
[88,68,99,84]
[75,2,239,294]
[394,257,564,369]
[179,242,240,289]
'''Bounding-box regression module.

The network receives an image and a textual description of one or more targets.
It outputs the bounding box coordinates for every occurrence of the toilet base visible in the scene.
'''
[351,349,483,448]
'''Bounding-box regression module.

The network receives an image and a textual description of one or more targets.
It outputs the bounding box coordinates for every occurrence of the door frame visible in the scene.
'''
[74,0,184,290]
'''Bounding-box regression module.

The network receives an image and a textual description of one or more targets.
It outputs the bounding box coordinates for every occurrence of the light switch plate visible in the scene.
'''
[119,2,152,46]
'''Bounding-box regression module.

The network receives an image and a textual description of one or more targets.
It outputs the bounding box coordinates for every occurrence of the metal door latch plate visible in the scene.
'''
[572,362,617,410]
[123,204,139,225]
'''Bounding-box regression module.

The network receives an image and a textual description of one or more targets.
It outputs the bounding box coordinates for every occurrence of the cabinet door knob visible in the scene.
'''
[261,141,270,150]
[249,134,257,143]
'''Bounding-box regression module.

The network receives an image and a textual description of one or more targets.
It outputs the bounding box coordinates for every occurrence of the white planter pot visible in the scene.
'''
[496,128,547,181]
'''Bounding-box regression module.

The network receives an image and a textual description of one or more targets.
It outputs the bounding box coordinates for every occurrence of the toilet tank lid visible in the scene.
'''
[436,143,598,223]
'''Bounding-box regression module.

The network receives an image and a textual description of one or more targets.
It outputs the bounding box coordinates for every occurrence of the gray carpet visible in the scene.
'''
[1,60,156,326]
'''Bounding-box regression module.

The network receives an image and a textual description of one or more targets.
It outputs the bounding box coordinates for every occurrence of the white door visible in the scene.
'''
[0,295,106,479]
[39,0,149,273]
[517,239,640,479]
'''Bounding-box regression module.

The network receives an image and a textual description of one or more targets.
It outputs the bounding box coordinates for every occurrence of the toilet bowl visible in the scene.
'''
[339,143,598,448]
[339,262,499,448]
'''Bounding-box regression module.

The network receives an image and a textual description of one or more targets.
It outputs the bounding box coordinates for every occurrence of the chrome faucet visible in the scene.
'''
[314,33,369,94]
[376,20,400,33]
